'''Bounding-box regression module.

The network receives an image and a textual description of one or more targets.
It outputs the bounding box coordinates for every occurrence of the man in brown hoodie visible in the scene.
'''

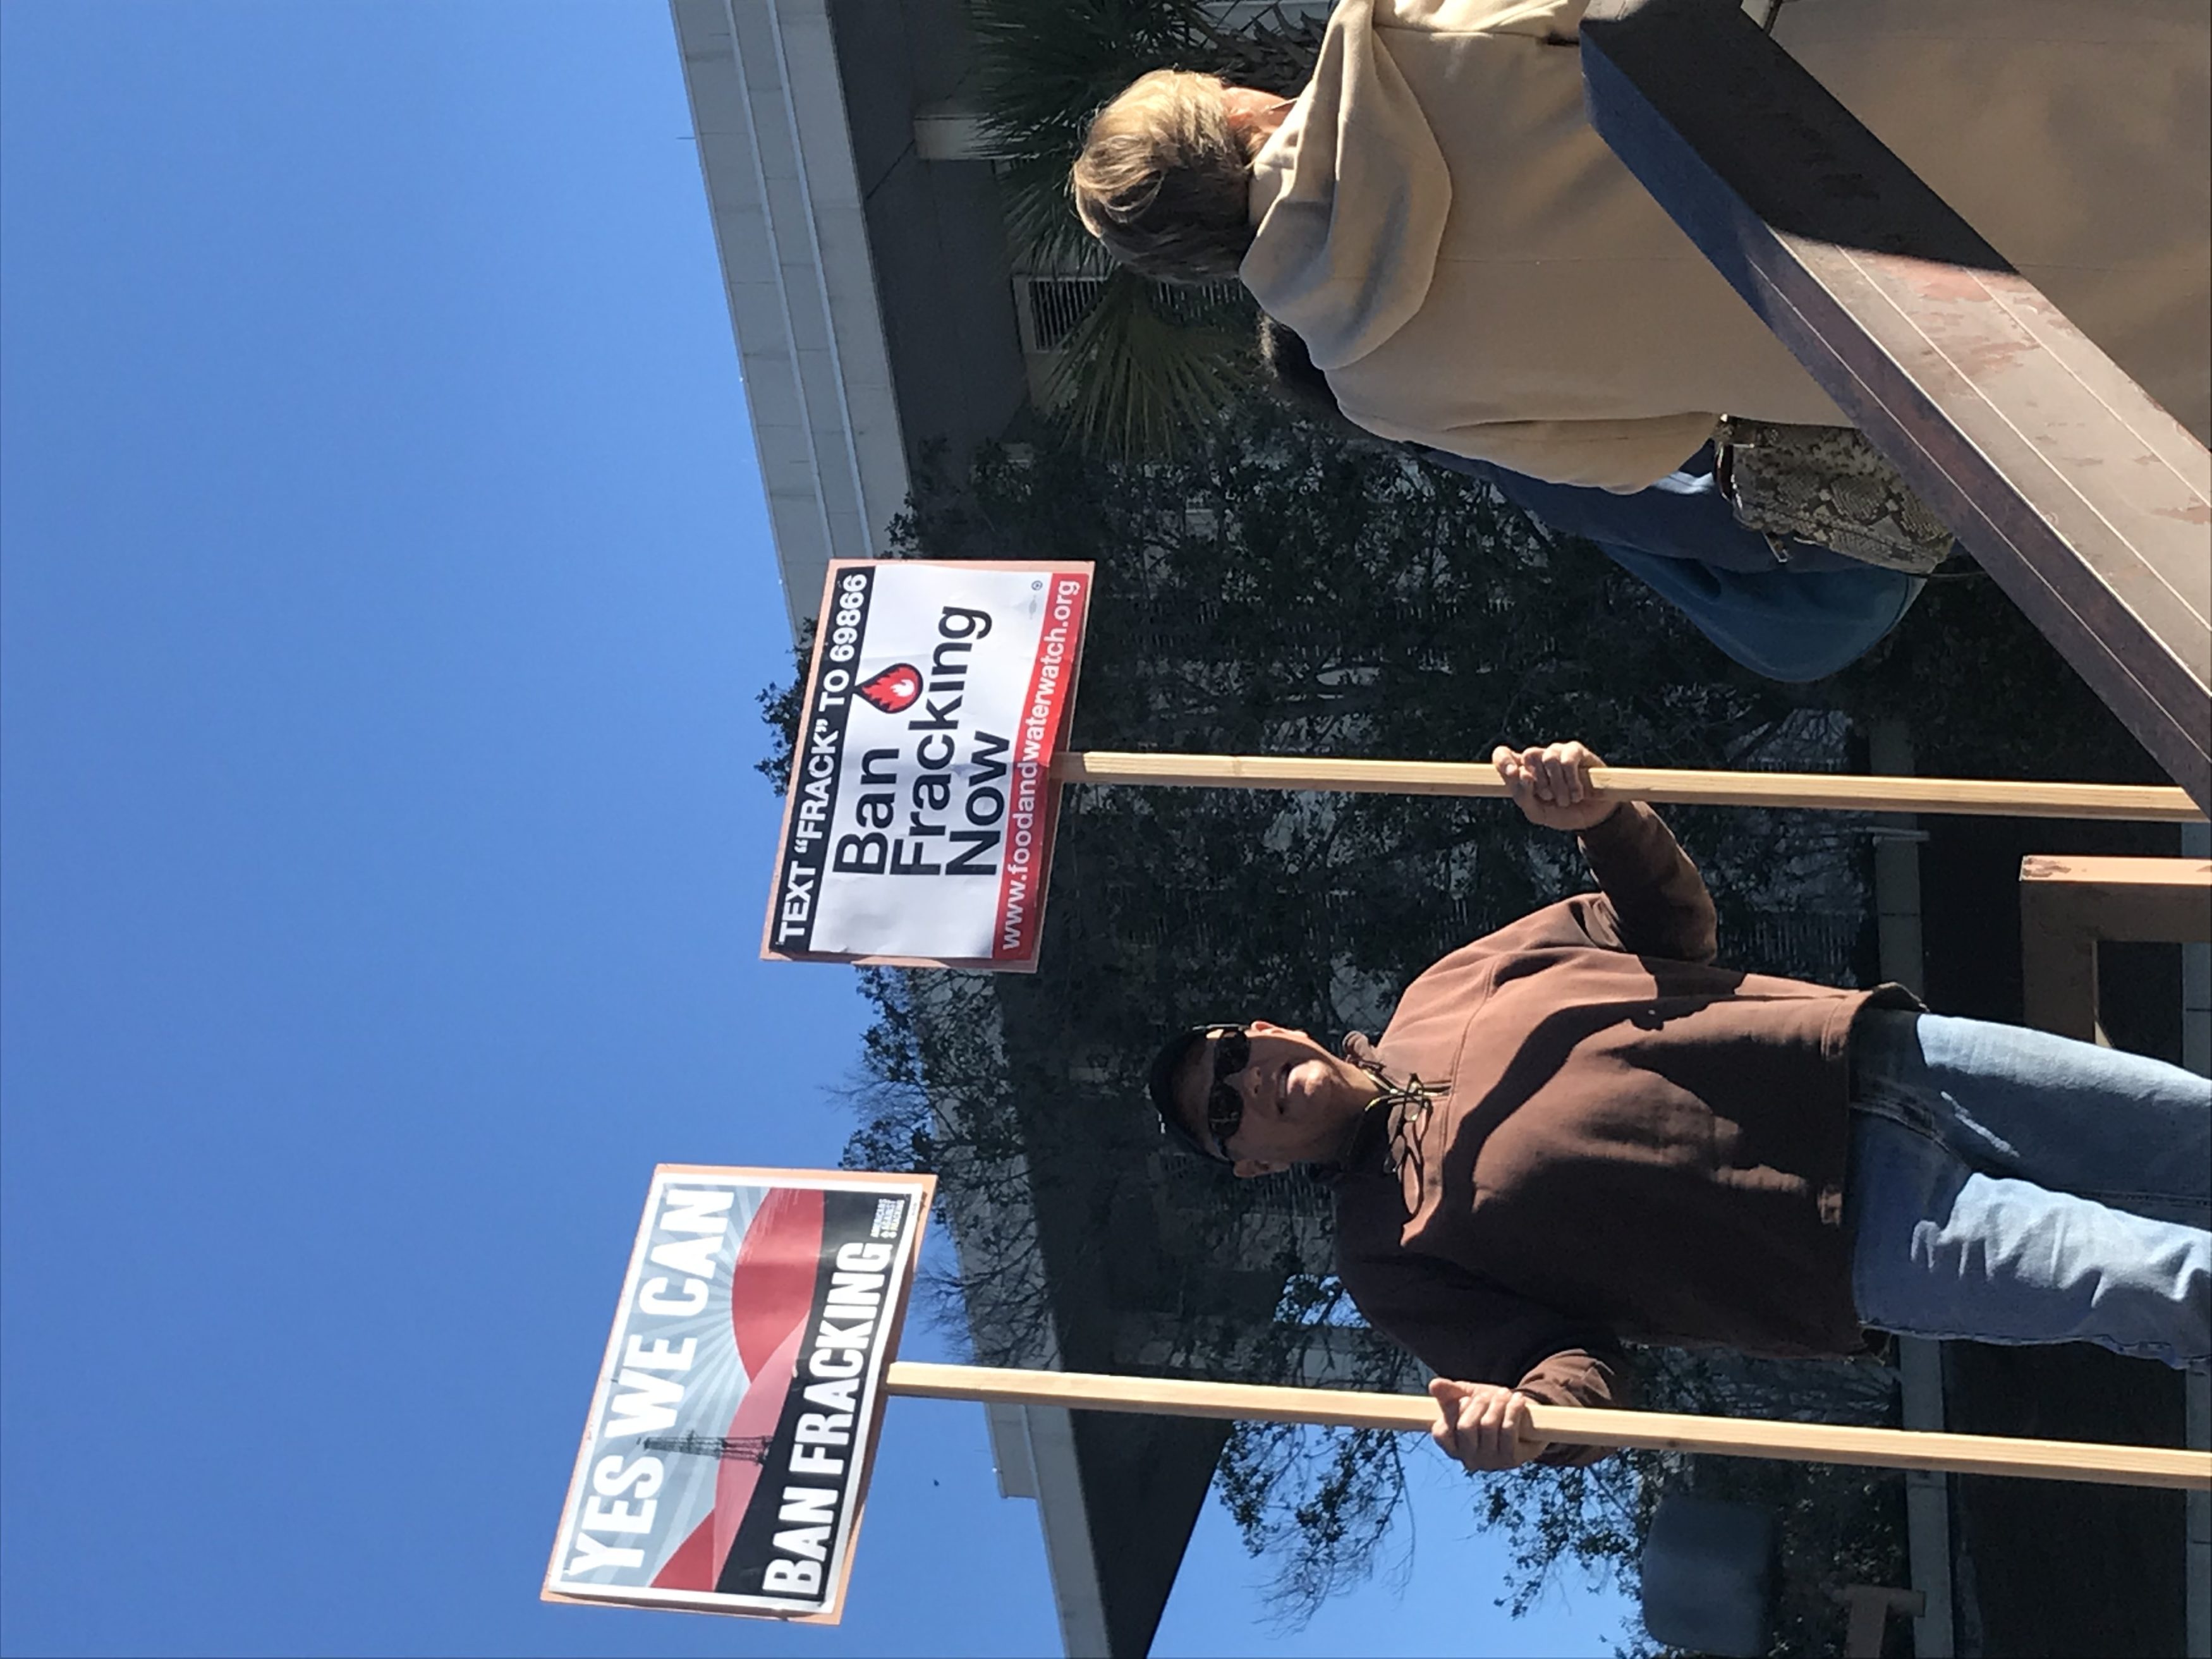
[1150,741,2211,1473]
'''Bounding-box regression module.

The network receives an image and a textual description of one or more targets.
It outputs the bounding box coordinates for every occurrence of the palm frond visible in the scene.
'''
[966,0,1325,455]
[994,154,1115,278]
[968,0,1213,270]
[968,0,1324,268]
[1045,268,1256,457]
[968,0,1213,149]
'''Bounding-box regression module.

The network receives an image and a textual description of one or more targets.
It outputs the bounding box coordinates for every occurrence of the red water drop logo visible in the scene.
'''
[856,662,921,714]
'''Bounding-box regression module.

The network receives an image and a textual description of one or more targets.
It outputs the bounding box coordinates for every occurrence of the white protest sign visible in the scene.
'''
[762,560,1094,970]
[544,1165,935,1623]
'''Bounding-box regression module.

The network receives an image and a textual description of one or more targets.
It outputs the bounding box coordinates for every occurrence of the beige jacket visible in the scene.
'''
[1243,0,2211,489]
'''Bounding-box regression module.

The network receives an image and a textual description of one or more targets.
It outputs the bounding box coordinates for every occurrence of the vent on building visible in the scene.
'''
[1014,276,1248,354]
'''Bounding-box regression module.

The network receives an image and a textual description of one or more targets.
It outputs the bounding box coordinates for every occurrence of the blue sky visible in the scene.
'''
[0,4,1630,1653]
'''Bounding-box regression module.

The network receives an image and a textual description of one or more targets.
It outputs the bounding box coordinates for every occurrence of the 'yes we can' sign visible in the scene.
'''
[762,561,1093,971]
[544,1166,935,1622]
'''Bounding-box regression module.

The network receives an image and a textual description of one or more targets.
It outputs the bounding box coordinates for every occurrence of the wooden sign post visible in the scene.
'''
[1054,752,2206,824]
[758,560,2202,978]
[885,1361,2212,1493]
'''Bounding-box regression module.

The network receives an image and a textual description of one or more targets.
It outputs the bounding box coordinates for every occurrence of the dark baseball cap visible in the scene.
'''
[1147,1023,1239,1165]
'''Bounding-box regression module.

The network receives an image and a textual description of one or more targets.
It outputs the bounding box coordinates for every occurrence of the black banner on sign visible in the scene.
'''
[770,566,875,955]
[716,1188,904,1605]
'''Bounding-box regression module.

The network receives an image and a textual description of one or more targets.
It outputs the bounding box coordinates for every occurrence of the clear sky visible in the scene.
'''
[0,4,1631,1654]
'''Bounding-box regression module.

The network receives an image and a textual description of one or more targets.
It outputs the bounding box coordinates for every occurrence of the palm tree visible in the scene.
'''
[966,0,1326,455]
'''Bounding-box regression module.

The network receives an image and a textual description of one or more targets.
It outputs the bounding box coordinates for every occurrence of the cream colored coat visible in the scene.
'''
[1242,0,2211,489]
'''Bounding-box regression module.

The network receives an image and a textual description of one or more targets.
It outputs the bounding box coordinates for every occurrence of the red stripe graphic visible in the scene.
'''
[648,1184,825,1591]
[651,1514,719,1593]
[729,1186,823,1378]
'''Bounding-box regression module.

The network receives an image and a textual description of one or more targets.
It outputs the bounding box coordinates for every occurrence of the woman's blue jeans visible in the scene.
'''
[1845,1011,2211,1368]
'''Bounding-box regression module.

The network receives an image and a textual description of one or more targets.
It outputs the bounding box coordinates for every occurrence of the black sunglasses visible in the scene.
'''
[1203,1024,1251,1153]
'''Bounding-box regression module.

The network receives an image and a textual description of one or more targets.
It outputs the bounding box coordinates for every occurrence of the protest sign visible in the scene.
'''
[542,1171,2203,1633]
[763,560,1093,970]
[544,1166,934,1622]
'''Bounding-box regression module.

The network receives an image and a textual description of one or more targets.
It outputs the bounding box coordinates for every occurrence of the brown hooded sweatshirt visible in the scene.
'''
[1331,801,1915,1462]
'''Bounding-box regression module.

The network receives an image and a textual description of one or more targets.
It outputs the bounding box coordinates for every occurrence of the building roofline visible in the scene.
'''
[672,0,910,638]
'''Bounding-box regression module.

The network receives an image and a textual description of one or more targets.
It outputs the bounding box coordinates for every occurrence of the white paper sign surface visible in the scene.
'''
[763,561,1092,970]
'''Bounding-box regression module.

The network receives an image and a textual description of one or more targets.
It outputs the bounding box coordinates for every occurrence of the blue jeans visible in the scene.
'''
[1844,1011,2211,1368]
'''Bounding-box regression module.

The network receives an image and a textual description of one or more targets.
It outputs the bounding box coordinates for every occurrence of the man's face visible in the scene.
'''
[1174,1020,1375,1177]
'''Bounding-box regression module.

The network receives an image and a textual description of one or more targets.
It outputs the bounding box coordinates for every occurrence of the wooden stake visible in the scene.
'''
[884,1361,2212,1492]
[1052,753,2204,823]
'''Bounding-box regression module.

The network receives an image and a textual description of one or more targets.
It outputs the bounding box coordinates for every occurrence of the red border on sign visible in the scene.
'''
[992,569,1089,960]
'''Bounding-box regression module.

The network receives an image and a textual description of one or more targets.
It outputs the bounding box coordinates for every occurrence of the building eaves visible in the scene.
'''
[671,0,909,637]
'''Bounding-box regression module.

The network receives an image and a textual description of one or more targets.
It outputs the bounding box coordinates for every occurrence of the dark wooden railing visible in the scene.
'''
[1579,0,2212,813]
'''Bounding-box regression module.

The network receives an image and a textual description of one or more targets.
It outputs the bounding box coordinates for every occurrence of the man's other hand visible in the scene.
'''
[1492,741,1618,834]
[1428,1377,1551,1472]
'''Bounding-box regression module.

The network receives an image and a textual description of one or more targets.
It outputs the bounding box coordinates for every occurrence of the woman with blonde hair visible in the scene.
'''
[1071,0,2211,493]
[1071,70,1291,283]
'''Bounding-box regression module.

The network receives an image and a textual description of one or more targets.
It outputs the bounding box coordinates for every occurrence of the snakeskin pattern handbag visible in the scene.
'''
[1714,417,1957,574]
